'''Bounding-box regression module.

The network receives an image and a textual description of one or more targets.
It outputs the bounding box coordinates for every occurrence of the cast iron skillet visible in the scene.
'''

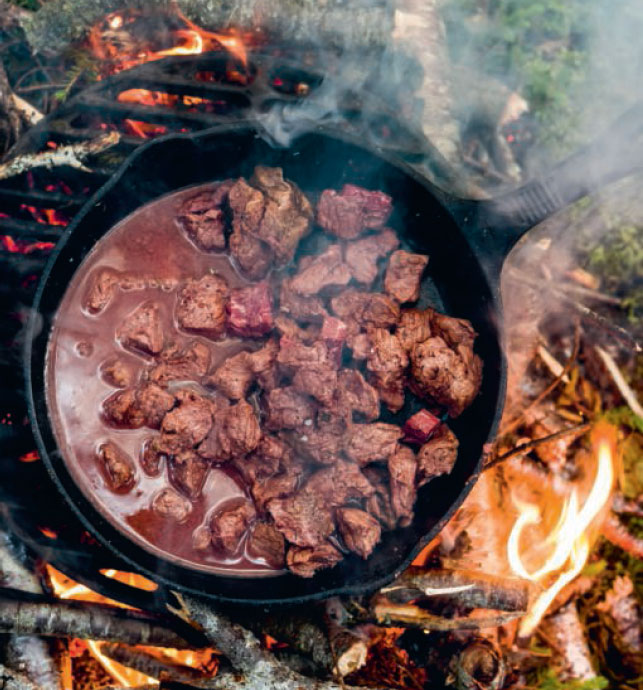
[25,106,643,605]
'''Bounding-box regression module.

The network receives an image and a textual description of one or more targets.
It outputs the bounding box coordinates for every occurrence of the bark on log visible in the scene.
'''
[454,639,505,690]
[21,0,394,56]
[0,662,41,690]
[101,643,206,682]
[540,603,595,682]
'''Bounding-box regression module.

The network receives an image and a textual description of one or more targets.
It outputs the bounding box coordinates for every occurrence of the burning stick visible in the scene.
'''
[602,513,643,559]
[0,132,120,180]
[594,345,643,418]
[100,643,208,682]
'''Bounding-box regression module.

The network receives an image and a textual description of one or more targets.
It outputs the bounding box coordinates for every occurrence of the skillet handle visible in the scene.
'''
[475,100,643,259]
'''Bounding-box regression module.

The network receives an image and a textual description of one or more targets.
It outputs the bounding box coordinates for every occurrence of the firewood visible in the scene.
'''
[101,643,207,682]
[612,493,643,517]
[539,603,595,681]
[596,575,642,655]
[594,346,643,418]
[453,639,505,690]
[0,662,41,690]
[602,513,643,559]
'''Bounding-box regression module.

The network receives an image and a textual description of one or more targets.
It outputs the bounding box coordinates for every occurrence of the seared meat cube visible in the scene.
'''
[290,244,352,296]
[116,301,164,356]
[304,461,375,506]
[237,435,290,484]
[227,282,274,337]
[192,525,212,551]
[293,366,338,406]
[268,490,334,547]
[177,184,231,252]
[403,409,440,445]
[347,332,372,360]
[98,442,135,491]
[292,423,344,465]
[337,508,381,559]
[396,308,432,352]
[135,382,176,429]
[207,350,253,400]
[229,178,265,235]
[169,451,209,499]
[248,339,281,390]
[345,229,399,284]
[84,267,120,314]
[252,473,300,511]
[277,336,333,370]
[176,274,229,340]
[287,543,342,578]
[221,399,261,457]
[316,184,392,239]
[140,437,165,477]
[320,316,348,366]
[100,358,134,388]
[152,488,192,523]
[388,445,416,526]
[210,500,256,554]
[384,250,429,303]
[159,389,213,454]
[366,328,408,413]
[148,341,211,385]
[345,422,403,466]
[363,467,397,530]
[338,369,380,421]
[279,279,328,322]
[248,522,286,568]
[102,384,174,430]
[275,314,319,343]
[265,387,315,430]
[229,227,272,280]
[331,289,400,330]
[416,424,459,486]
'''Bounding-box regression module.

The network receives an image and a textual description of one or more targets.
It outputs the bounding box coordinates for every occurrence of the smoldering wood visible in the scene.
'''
[21,0,394,56]
[381,568,531,612]
[539,603,595,681]
[0,662,41,690]
[0,588,196,649]
[101,643,206,682]
[454,639,506,690]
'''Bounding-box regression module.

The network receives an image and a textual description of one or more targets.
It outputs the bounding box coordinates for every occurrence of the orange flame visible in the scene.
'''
[507,421,617,636]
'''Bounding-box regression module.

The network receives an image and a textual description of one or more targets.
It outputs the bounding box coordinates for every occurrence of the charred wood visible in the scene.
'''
[453,639,505,690]
[101,643,207,682]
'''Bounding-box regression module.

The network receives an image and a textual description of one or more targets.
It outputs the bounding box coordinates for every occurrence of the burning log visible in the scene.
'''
[0,132,120,180]
[453,639,505,690]
[100,643,207,683]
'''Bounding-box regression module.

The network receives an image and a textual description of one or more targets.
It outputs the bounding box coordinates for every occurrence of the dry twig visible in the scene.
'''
[594,346,643,419]
[601,514,643,559]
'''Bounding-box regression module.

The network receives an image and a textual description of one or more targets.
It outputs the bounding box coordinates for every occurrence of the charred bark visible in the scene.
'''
[101,643,208,682]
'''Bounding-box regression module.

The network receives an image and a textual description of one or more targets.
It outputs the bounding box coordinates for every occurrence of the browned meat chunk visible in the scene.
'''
[363,467,397,529]
[229,227,272,280]
[287,543,342,578]
[366,328,408,412]
[384,250,429,303]
[116,301,164,356]
[403,409,440,445]
[148,341,211,385]
[236,434,290,484]
[396,308,432,352]
[331,289,400,330]
[229,178,265,235]
[337,508,381,559]
[347,332,372,360]
[293,366,337,406]
[140,437,165,477]
[192,526,212,551]
[338,369,380,421]
[320,316,348,366]
[277,336,333,370]
[97,442,135,491]
[135,382,176,429]
[316,184,392,239]
[210,500,256,554]
[248,339,280,390]
[84,267,120,314]
[100,358,134,388]
[207,350,253,400]
[102,384,174,430]
[265,387,315,430]
[279,279,328,322]
[176,274,229,340]
[268,490,334,547]
[291,422,344,465]
[159,389,213,454]
[345,422,403,465]
[252,473,300,511]
[247,522,286,568]
[345,229,399,284]
[305,461,375,506]
[227,282,274,337]
[152,488,192,523]
[177,183,232,251]
[416,424,459,486]
[290,244,352,296]
[221,399,261,457]
[388,445,416,526]
[274,315,314,342]
[169,451,209,499]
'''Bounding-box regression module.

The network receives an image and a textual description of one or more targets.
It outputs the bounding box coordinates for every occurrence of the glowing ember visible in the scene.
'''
[19,450,40,462]
[507,421,617,636]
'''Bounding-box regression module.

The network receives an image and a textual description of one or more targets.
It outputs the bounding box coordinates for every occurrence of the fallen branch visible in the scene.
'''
[10,94,43,126]
[594,346,643,419]
[381,568,530,612]
[0,131,120,179]
[602,514,643,559]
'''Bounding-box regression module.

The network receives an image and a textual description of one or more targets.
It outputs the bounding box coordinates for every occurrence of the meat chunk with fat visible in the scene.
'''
[345,422,403,465]
[169,451,210,499]
[366,328,408,412]
[147,341,211,385]
[345,229,399,284]
[416,424,459,486]
[247,522,286,568]
[396,308,432,352]
[268,490,334,547]
[287,543,342,578]
[176,274,229,340]
[116,301,164,356]
[347,332,372,360]
[84,267,120,314]
[331,289,400,330]
[97,442,135,491]
[388,445,416,526]
[290,244,352,296]
[403,409,441,445]
[337,369,380,421]
[317,184,393,239]
[337,508,382,559]
[279,279,328,323]
[384,250,429,303]
[265,387,315,430]
[159,389,213,453]
[152,488,192,523]
[210,500,256,554]
[293,366,338,406]
[227,282,274,338]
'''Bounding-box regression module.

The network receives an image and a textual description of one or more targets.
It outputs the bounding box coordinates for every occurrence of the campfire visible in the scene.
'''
[0,2,641,690]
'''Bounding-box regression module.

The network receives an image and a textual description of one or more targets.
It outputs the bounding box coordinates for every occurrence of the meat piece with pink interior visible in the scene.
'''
[268,490,334,547]
[117,301,164,356]
[287,543,342,578]
[210,500,256,554]
[337,508,382,559]
[248,522,286,568]
[396,308,432,353]
[345,229,399,284]
[345,422,403,465]
[290,244,352,296]
[388,445,416,526]
[265,387,316,430]
[148,341,211,385]
[416,424,459,486]
[320,316,348,366]
[227,282,273,338]
[317,184,393,239]
[403,409,441,445]
[384,250,429,303]
[175,274,229,340]
[366,328,408,412]
[97,442,135,491]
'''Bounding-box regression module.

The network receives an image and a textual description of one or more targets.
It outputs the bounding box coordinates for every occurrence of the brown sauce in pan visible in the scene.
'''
[46,184,284,576]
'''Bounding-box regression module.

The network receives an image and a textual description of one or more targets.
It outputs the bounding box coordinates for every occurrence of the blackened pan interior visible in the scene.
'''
[27,125,503,604]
